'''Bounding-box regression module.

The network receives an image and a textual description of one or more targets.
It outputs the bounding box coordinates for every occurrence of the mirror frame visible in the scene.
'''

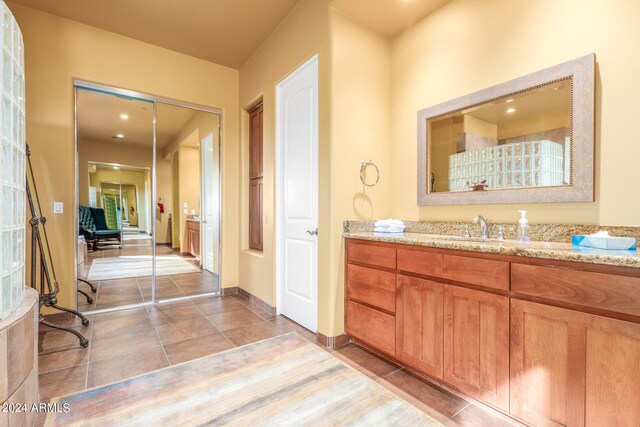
[417,53,595,205]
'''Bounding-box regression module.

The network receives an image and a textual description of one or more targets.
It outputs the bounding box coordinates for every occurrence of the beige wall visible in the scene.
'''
[178,143,200,252]
[327,10,391,335]
[390,0,640,226]
[77,139,173,242]
[162,110,220,255]
[171,152,180,248]
[10,2,240,312]
[87,168,152,234]
[238,0,332,312]
[238,3,391,336]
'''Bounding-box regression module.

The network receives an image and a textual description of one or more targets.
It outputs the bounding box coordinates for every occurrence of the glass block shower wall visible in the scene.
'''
[0,1,25,320]
[448,140,565,192]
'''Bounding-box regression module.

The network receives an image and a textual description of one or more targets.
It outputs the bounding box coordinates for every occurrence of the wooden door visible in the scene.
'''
[276,55,319,332]
[396,275,443,379]
[249,103,263,179]
[510,299,586,427]
[187,226,200,258]
[584,314,640,426]
[511,299,640,427]
[248,103,263,251]
[443,285,509,410]
[249,179,263,250]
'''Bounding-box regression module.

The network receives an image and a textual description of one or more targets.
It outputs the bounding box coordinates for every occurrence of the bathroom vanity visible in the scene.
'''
[343,232,640,426]
[186,219,200,258]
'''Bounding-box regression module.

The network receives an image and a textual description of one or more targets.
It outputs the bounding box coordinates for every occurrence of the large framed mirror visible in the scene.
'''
[417,54,595,205]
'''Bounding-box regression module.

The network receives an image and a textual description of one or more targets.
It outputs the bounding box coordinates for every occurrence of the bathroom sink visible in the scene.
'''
[426,234,501,244]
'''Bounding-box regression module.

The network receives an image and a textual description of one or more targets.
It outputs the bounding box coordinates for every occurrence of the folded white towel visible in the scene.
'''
[374,232,404,237]
[374,227,405,233]
[375,224,405,230]
[375,218,405,228]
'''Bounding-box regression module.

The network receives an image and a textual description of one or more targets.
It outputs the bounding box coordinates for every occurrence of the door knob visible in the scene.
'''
[306,228,318,236]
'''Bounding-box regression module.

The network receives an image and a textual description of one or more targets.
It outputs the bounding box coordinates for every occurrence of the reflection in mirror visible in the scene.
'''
[156,103,221,298]
[76,88,154,312]
[429,79,571,193]
[418,54,595,205]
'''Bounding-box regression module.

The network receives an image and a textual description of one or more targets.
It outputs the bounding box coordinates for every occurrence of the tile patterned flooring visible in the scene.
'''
[77,241,218,311]
[38,294,518,426]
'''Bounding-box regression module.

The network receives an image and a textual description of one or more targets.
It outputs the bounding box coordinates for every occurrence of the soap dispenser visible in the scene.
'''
[517,210,529,242]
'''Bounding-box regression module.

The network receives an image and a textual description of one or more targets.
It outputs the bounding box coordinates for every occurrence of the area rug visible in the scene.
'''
[87,255,200,280]
[45,333,442,426]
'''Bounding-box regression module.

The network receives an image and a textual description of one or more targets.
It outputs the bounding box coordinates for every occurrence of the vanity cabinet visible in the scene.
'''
[345,237,640,426]
[511,299,640,427]
[345,242,396,357]
[186,220,200,258]
[443,285,509,411]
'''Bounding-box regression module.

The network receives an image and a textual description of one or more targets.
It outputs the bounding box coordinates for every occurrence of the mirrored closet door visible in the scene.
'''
[156,103,221,298]
[75,84,221,314]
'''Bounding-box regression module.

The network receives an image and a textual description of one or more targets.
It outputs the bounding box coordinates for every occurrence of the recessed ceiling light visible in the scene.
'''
[113,166,119,170]
[112,133,125,139]
[506,108,516,114]
[506,99,514,103]
[120,113,129,120]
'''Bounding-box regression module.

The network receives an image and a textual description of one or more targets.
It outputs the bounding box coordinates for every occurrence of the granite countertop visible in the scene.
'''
[343,231,640,269]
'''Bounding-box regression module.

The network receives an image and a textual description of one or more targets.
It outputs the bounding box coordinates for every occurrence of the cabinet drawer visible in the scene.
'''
[346,301,395,356]
[348,241,396,270]
[512,263,640,318]
[347,264,395,313]
[397,249,509,291]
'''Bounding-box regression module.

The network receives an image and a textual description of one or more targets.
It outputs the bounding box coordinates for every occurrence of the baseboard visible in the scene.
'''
[237,288,276,315]
[316,332,351,349]
[221,286,238,296]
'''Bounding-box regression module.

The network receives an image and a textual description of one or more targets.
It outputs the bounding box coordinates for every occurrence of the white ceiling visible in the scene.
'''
[76,88,197,149]
[7,0,302,68]
[331,0,451,38]
[464,82,571,130]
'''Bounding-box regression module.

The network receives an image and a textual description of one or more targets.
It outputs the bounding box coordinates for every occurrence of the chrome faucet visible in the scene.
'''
[473,215,489,240]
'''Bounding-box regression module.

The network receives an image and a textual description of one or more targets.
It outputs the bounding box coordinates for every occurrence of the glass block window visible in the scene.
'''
[0,2,25,320]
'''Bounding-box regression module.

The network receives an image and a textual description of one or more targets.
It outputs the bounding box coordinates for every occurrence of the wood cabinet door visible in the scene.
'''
[187,228,200,257]
[346,300,395,357]
[249,178,263,251]
[584,314,640,426]
[512,299,640,427]
[510,299,587,427]
[444,285,509,410]
[249,103,263,180]
[396,275,443,379]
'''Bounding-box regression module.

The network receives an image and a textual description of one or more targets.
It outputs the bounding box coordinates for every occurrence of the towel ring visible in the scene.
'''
[360,160,380,187]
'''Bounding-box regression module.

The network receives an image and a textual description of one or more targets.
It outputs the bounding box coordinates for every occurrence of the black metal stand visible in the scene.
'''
[78,278,97,304]
[78,278,97,293]
[26,145,89,348]
[77,288,93,304]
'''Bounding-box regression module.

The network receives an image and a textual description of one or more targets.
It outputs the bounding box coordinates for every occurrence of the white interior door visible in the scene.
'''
[201,133,218,274]
[276,55,318,332]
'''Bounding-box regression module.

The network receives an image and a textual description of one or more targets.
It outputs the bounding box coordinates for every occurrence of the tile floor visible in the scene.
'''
[77,240,218,311]
[38,294,517,426]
